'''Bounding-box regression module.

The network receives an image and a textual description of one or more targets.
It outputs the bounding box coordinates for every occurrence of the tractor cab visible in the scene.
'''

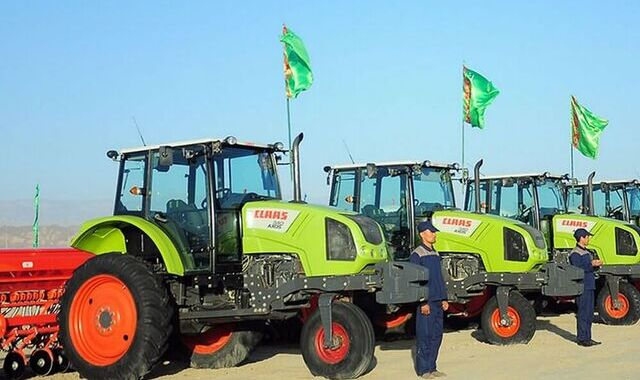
[566,179,640,225]
[326,161,458,260]
[110,137,284,273]
[465,172,568,248]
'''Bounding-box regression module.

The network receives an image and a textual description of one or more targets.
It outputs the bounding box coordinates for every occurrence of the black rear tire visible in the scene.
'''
[596,282,640,325]
[181,324,262,368]
[480,291,536,345]
[300,301,375,380]
[58,253,173,380]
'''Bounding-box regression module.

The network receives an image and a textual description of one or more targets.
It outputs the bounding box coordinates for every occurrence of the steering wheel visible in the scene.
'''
[608,205,624,218]
[242,192,261,202]
[518,206,533,222]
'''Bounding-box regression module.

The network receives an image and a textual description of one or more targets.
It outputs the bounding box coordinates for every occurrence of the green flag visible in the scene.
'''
[280,26,313,99]
[463,66,500,129]
[33,184,39,248]
[571,96,609,159]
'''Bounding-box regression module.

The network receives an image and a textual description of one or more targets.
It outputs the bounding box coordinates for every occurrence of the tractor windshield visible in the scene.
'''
[211,147,281,209]
[593,185,625,219]
[536,178,566,217]
[412,168,455,217]
[626,185,640,218]
[481,178,535,224]
[565,185,585,214]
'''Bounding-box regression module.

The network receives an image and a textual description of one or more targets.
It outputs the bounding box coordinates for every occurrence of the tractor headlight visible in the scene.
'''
[503,227,529,262]
[325,218,357,261]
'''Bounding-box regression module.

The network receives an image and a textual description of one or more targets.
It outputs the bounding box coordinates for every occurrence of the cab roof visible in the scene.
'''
[329,160,456,171]
[572,179,639,187]
[119,137,281,155]
[474,173,568,181]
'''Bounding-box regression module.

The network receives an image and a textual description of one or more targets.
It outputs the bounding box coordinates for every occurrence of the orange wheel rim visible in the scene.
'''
[605,294,630,319]
[314,323,350,364]
[182,326,233,355]
[381,309,412,328]
[69,274,137,366]
[490,306,521,338]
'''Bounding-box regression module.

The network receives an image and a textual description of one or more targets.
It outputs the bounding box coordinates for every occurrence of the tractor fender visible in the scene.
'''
[70,215,185,275]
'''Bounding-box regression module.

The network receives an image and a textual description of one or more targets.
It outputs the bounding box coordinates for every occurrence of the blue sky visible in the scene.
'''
[1,1,639,223]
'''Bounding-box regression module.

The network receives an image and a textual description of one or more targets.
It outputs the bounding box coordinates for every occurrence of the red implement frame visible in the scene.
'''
[0,248,92,377]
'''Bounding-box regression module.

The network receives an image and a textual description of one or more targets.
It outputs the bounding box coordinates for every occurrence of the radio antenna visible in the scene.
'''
[342,139,355,164]
[132,116,147,146]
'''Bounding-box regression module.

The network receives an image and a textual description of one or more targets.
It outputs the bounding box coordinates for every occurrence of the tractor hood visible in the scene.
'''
[430,209,549,273]
[240,200,389,276]
[552,214,640,265]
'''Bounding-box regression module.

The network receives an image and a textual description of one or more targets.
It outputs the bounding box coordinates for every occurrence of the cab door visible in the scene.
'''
[147,145,212,272]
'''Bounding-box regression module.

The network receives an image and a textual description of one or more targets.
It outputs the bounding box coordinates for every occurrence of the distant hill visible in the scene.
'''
[0,225,79,248]
[0,199,112,226]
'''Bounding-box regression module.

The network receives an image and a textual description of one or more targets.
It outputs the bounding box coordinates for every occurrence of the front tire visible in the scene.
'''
[480,291,536,345]
[58,253,173,380]
[300,301,375,379]
[596,282,640,325]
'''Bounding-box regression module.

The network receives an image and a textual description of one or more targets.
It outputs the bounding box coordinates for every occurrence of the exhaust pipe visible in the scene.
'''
[474,159,483,213]
[586,171,595,216]
[291,133,304,203]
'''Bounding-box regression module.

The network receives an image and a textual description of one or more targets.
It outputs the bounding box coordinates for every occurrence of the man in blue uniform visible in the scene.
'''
[569,228,602,347]
[410,221,448,379]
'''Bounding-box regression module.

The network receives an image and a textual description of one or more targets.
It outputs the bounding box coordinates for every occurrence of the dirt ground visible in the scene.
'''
[3,312,640,380]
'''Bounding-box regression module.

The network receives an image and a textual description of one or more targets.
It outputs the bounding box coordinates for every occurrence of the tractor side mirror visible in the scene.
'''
[366,163,377,179]
[106,150,119,161]
[159,146,173,167]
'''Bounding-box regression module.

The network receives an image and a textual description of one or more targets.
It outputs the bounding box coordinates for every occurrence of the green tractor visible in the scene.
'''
[325,159,582,345]
[57,133,430,380]
[465,164,640,325]
[566,177,640,225]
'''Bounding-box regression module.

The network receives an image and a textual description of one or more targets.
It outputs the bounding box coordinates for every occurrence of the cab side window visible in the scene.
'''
[115,154,147,215]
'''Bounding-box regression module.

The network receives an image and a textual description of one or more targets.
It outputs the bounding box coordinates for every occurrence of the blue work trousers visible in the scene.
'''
[576,289,594,342]
[415,301,443,375]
